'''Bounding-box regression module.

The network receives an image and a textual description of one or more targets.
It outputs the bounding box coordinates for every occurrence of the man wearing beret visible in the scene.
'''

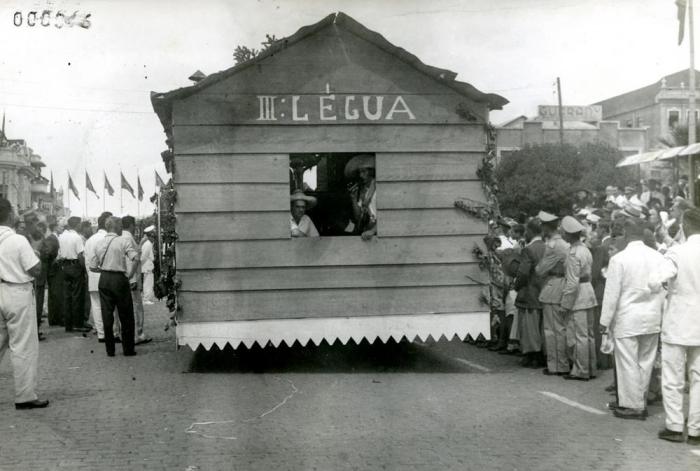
[650,208,700,443]
[535,211,571,375]
[560,215,598,381]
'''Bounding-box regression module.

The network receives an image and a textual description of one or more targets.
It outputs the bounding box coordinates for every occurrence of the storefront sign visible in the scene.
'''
[537,105,602,122]
[256,94,416,123]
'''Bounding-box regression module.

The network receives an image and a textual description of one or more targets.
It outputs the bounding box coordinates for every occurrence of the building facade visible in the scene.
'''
[593,69,700,148]
[0,119,65,216]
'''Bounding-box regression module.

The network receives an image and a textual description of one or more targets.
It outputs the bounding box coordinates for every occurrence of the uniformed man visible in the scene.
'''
[57,216,89,332]
[560,215,598,381]
[121,216,151,345]
[535,211,570,376]
[0,197,49,409]
[89,216,138,357]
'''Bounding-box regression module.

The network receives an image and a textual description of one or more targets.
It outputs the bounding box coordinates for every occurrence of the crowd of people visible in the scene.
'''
[0,198,158,410]
[468,176,700,443]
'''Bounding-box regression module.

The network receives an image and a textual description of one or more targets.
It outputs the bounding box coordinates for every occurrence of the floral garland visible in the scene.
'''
[454,123,503,310]
[152,159,179,327]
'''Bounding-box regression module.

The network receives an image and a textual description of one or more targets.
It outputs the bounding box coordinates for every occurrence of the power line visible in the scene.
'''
[1,101,153,114]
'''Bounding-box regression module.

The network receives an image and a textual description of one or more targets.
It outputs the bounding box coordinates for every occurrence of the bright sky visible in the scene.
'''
[0,0,693,217]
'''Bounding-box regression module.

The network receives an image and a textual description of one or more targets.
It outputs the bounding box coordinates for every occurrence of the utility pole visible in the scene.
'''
[689,0,697,204]
[556,77,564,146]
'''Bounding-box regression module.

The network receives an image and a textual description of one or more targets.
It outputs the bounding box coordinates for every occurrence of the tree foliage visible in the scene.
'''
[495,142,635,218]
[658,123,700,147]
[233,34,279,65]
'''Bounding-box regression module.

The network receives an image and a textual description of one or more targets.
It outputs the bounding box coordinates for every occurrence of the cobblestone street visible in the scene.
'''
[1,303,698,470]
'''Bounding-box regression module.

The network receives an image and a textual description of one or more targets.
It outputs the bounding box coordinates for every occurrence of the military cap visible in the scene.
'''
[537,211,559,223]
[561,215,585,234]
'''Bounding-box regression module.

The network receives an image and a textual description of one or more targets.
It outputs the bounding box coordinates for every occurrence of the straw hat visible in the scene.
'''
[290,191,317,210]
[344,154,375,179]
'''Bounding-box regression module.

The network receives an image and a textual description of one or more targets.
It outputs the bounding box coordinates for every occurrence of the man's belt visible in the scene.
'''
[579,275,591,283]
[60,259,80,264]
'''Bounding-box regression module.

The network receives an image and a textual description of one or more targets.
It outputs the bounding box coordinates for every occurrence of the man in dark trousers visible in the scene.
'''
[42,221,64,326]
[89,216,139,357]
[57,216,89,332]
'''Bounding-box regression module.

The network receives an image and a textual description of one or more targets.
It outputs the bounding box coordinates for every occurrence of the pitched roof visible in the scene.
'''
[593,69,700,117]
[151,12,508,131]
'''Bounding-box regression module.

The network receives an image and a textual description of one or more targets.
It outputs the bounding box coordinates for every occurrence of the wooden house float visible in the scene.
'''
[151,12,508,350]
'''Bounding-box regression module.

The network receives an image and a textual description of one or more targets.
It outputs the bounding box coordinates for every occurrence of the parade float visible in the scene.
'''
[151,12,508,350]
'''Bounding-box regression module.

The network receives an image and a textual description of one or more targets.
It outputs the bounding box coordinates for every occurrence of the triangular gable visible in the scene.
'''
[152,12,507,131]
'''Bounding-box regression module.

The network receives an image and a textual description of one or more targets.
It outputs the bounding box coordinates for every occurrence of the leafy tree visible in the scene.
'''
[495,142,635,218]
[658,123,700,147]
[233,34,279,65]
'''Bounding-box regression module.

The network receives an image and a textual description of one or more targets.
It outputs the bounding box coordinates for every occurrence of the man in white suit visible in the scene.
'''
[651,207,700,443]
[600,220,665,420]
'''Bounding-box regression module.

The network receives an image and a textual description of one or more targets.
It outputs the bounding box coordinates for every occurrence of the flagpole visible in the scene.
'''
[84,172,87,218]
[67,174,71,217]
[690,0,697,204]
[137,169,140,219]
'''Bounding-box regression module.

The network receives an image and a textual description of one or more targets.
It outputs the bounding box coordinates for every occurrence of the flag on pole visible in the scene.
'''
[155,170,165,188]
[678,0,688,45]
[86,171,99,199]
[121,172,135,198]
[137,174,144,201]
[104,172,115,196]
[68,173,80,200]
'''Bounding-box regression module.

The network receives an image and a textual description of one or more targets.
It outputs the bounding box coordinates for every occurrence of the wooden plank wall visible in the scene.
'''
[174,125,489,322]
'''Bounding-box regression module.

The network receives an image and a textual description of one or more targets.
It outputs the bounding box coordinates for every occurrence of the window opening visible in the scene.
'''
[289,153,377,238]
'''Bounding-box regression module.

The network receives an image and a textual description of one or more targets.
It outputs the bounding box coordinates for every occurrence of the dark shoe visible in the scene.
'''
[543,368,567,376]
[499,348,519,355]
[72,326,91,333]
[605,384,616,392]
[15,399,49,410]
[520,356,533,367]
[107,352,115,357]
[688,435,700,445]
[114,337,122,344]
[135,337,153,345]
[613,408,646,420]
[607,401,619,410]
[98,338,105,343]
[38,332,46,341]
[658,428,684,443]
[563,374,589,381]
[123,351,137,356]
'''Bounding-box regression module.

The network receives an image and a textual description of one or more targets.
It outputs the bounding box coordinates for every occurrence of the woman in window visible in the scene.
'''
[290,191,319,238]
[344,154,377,241]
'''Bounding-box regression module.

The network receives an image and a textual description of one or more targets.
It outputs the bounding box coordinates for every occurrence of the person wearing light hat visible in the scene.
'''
[650,207,700,443]
[345,154,377,241]
[560,215,598,381]
[140,225,157,305]
[290,191,319,238]
[535,211,571,375]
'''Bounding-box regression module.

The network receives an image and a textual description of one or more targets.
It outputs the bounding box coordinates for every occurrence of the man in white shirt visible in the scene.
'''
[84,212,121,343]
[650,208,700,444]
[57,216,88,332]
[121,216,151,345]
[290,192,319,238]
[140,226,156,305]
[0,197,49,409]
[600,220,665,420]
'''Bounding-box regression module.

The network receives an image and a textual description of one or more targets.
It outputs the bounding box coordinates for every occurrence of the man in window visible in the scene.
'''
[290,191,319,238]
[345,154,377,240]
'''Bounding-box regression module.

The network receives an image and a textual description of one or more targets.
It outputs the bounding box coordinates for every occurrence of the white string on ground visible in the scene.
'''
[690,449,700,457]
[539,391,606,415]
[185,376,300,440]
[453,357,491,373]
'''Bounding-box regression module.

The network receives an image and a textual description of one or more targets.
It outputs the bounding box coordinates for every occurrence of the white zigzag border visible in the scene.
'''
[176,312,491,350]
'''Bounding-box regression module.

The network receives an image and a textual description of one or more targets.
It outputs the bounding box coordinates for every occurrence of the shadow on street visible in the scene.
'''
[186,338,470,374]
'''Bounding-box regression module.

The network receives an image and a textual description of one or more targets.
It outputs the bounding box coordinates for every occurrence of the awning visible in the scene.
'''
[616,145,696,167]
